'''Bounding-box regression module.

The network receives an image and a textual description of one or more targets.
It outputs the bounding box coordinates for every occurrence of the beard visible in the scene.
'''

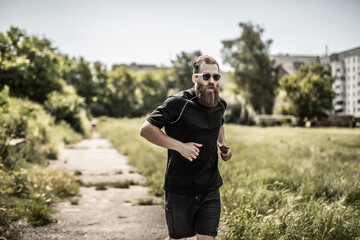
[195,82,220,108]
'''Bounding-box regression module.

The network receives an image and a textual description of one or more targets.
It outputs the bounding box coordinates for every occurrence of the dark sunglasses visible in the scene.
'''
[194,73,221,81]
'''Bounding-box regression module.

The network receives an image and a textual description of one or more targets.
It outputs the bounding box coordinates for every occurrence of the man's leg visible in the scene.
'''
[166,235,215,240]
[165,237,186,240]
[164,237,186,240]
[194,190,221,239]
[196,234,215,240]
[165,191,197,239]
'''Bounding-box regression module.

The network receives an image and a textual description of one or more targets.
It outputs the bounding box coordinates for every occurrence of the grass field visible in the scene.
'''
[97,117,360,240]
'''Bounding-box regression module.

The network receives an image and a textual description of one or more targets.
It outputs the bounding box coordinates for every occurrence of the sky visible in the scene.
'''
[0,0,359,70]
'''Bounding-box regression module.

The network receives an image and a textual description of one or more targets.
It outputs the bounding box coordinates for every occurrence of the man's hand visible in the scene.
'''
[178,142,202,162]
[219,145,232,161]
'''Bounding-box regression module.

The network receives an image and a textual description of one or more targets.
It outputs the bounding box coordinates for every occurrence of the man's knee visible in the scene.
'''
[196,234,216,240]
[165,237,186,240]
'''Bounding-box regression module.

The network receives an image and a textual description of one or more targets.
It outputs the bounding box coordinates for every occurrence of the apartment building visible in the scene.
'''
[112,63,159,71]
[271,48,360,118]
[270,54,320,78]
[325,47,360,117]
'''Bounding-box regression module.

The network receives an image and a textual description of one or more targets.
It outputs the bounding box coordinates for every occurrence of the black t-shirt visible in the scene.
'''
[147,88,227,195]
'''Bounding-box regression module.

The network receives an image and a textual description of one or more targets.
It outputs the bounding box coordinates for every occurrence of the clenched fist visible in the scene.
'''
[219,145,232,161]
[178,142,202,161]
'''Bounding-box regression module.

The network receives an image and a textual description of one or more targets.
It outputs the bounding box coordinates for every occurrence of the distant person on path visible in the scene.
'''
[91,119,97,132]
[140,55,232,240]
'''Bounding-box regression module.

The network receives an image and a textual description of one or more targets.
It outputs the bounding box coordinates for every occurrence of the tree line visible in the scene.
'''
[0,24,335,129]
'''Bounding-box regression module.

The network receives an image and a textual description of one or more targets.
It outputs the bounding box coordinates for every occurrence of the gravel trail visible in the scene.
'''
[20,132,168,240]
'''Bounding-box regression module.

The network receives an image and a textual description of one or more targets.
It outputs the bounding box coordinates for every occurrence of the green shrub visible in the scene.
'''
[44,85,90,136]
[0,197,21,240]
[1,96,83,169]
[0,89,82,236]
[0,165,79,229]
[1,86,13,167]
[27,197,57,226]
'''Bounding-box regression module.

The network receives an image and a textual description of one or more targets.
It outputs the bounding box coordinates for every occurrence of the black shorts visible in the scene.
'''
[164,189,221,239]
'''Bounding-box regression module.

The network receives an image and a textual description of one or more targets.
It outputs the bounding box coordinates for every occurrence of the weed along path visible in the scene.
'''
[21,132,168,240]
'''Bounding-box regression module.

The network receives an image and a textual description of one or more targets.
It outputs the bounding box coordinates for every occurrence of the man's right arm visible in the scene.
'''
[139,120,201,161]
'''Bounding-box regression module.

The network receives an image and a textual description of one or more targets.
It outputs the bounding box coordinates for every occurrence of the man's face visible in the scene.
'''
[193,63,220,108]
[193,64,220,91]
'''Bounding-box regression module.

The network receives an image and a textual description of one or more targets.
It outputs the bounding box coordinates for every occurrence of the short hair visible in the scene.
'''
[193,55,220,74]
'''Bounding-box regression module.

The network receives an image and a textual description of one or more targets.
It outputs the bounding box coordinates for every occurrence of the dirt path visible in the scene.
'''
[20,132,168,240]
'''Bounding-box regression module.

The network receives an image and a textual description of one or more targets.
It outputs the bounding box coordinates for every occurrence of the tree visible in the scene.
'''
[44,85,89,134]
[62,56,95,105]
[136,69,169,114]
[89,61,109,116]
[279,64,335,123]
[171,50,202,91]
[221,22,277,118]
[105,66,139,117]
[0,27,63,103]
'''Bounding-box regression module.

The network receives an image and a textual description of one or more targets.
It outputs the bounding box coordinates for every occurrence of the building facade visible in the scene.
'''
[271,48,360,118]
[112,63,159,72]
[270,54,320,77]
[325,47,360,117]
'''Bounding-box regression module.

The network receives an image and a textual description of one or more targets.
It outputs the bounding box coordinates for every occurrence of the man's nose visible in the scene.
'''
[208,76,215,83]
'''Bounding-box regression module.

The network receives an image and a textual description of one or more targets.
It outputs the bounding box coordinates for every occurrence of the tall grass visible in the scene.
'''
[98,117,360,239]
[218,125,360,239]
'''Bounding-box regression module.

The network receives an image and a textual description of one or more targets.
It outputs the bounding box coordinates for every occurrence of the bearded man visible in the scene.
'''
[140,55,232,240]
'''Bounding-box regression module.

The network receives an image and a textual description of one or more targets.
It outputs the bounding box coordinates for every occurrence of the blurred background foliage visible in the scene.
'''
[0,25,335,125]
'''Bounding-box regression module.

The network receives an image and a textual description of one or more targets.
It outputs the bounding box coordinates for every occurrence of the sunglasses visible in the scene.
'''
[194,73,221,81]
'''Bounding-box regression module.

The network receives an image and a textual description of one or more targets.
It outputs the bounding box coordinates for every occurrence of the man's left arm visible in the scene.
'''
[217,125,232,161]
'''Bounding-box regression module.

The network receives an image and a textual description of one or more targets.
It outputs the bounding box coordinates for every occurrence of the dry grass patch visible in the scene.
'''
[94,183,107,191]
[134,198,154,206]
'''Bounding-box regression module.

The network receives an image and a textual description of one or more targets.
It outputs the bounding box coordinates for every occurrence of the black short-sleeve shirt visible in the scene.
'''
[147,88,227,195]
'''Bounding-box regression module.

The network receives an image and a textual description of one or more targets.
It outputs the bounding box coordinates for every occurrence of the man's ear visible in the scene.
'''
[192,75,196,84]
